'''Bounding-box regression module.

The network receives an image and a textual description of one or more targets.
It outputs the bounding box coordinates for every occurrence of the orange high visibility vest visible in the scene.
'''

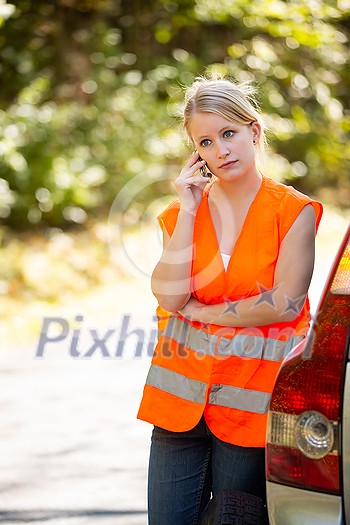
[137,176,323,447]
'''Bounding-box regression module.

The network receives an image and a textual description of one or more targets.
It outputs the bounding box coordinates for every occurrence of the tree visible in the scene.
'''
[0,0,349,228]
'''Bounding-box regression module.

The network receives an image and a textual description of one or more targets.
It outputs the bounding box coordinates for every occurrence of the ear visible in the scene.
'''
[251,121,261,144]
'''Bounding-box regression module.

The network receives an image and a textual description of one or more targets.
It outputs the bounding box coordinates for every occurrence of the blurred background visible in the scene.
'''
[0,0,349,523]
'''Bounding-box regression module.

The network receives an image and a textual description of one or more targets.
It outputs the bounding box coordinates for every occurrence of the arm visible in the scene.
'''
[180,204,316,326]
[151,210,194,312]
[151,152,208,312]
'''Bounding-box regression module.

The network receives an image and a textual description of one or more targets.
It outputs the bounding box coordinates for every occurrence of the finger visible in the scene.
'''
[180,160,206,179]
[196,180,210,189]
[176,174,207,186]
[182,151,203,170]
[190,150,200,161]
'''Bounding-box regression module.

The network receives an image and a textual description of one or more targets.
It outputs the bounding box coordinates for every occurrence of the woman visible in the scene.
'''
[137,76,323,525]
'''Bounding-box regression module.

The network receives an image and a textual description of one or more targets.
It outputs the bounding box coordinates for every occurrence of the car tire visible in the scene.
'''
[200,490,268,525]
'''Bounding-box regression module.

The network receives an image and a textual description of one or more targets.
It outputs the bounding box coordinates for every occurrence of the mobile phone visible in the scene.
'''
[198,156,212,178]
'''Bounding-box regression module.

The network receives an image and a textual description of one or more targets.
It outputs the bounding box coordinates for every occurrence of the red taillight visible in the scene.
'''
[267,445,339,492]
[266,226,350,494]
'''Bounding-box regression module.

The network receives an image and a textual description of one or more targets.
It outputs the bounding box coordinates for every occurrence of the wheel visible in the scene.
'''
[200,490,268,525]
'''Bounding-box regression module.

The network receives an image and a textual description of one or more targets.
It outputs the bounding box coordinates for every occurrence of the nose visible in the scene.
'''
[216,140,230,159]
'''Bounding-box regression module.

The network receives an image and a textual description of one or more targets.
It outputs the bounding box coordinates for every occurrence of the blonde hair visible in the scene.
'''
[183,75,266,163]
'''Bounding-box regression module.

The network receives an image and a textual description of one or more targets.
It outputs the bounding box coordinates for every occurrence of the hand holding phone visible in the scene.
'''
[198,155,212,179]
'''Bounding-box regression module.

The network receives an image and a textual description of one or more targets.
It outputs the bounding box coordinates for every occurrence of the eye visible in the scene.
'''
[200,139,211,147]
[223,130,235,138]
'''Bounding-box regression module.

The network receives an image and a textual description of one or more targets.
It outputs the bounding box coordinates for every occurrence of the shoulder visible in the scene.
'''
[263,176,312,204]
[262,176,323,238]
[157,199,181,236]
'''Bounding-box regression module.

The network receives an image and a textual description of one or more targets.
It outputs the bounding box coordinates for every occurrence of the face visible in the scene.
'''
[189,112,260,181]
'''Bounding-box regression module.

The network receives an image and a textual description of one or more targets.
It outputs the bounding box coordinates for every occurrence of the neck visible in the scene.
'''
[215,164,262,204]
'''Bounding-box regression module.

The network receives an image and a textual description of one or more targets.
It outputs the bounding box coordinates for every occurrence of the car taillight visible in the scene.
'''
[266,226,350,494]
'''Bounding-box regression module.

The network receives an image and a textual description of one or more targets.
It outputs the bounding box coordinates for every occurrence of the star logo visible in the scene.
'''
[283,294,306,315]
[220,296,239,317]
[254,283,279,309]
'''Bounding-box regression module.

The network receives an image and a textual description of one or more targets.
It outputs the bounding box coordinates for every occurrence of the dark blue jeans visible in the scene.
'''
[148,416,266,525]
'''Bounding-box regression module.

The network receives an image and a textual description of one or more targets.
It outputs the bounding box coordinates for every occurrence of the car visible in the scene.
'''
[266,223,350,525]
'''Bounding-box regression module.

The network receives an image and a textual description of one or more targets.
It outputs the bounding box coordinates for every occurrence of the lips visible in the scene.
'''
[218,160,238,169]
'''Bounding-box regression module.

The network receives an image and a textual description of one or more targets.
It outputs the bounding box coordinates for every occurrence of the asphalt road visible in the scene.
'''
[0,308,153,525]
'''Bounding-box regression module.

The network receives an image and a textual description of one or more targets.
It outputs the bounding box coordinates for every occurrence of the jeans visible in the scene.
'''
[148,416,266,525]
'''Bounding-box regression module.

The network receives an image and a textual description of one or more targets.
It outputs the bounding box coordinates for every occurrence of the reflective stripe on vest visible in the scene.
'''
[209,384,270,414]
[146,364,207,404]
[163,316,304,361]
[145,364,271,414]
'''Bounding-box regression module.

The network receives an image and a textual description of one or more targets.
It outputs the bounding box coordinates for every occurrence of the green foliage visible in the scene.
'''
[0,68,183,227]
[0,0,349,229]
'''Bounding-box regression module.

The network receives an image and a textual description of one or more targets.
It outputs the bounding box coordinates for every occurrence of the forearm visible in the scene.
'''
[151,209,195,312]
[195,286,306,327]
